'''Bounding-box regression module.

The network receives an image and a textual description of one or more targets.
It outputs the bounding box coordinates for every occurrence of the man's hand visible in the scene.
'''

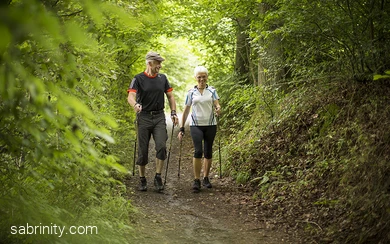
[134,103,142,113]
[171,110,179,126]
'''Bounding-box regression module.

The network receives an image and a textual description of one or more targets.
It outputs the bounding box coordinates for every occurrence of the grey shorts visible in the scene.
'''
[136,112,167,166]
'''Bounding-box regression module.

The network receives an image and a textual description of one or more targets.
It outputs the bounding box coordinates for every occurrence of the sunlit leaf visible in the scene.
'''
[65,20,97,49]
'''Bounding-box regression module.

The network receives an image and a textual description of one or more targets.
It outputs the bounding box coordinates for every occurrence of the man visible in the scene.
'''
[127,51,179,192]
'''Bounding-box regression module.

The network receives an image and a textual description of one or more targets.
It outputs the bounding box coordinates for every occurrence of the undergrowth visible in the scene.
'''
[223,79,390,243]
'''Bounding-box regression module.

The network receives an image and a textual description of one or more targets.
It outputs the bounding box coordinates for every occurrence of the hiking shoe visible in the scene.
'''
[139,177,147,191]
[154,174,164,192]
[192,179,201,193]
[202,177,212,188]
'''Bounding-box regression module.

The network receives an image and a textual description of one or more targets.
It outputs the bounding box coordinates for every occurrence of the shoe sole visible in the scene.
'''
[202,184,212,188]
[155,187,164,192]
[192,185,200,193]
[154,183,164,192]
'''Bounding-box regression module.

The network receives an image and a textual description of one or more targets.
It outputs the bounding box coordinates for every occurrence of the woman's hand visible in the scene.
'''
[215,106,221,116]
[178,127,185,141]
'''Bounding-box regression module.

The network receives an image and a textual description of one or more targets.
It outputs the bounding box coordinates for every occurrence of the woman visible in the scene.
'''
[178,66,221,193]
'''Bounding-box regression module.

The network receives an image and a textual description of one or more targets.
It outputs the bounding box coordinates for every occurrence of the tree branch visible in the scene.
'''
[59,9,83,17]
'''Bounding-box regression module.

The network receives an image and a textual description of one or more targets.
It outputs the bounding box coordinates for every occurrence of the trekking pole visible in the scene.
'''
[164,124,175,185]
[132,115,138,176]
[217,116,222,179]
[178,139,182,178]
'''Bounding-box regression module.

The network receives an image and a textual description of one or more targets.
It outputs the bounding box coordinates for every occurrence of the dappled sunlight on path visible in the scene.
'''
[125,116,299,243]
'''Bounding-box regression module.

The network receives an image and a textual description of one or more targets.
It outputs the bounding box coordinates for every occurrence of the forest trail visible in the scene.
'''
[125,116,299,244]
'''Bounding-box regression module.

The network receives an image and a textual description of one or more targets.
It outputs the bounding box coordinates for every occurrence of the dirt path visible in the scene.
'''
[125,119,299,244]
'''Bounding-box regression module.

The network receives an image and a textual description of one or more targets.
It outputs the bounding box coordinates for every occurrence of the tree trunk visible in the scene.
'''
[257,2,270,86]
[235,17,250,83]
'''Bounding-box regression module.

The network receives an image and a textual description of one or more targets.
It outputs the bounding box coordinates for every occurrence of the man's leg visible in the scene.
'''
[153,114,168,163]
[139,165,146,177]
[154,158,164,191]
[137,114,152,166]
[138,165,147,191]
[137,114,152,191]
[152,114,167,192]
[156,158,164,174]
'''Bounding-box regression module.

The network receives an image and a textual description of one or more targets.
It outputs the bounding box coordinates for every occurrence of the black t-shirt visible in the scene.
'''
[128,72,173,111]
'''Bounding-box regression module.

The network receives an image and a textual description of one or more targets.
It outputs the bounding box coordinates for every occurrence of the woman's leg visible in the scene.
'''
[193,158,202,179]
[203,158,212,178]
[203,126,217,188]
[190,126,204,192]
[203,125,217,177]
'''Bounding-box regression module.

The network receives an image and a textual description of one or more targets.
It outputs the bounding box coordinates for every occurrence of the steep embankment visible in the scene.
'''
[223,80,390,243]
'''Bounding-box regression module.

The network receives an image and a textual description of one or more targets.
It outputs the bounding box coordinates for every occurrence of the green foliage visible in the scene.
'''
[223,79,390,243]
[2,0,389,243]
[221,85,258,134]
[160,0,237,81]
[155,35,201,109]
[221,84,287,187]
[254,0,390,82]
[0,0,161,242]
[374,70,390,81]
[236,171,250,185]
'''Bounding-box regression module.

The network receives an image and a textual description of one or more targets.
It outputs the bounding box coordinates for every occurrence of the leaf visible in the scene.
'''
[64,20,98,50]
[83,0,104,28]
[100,2,139,30]
[61,93,94,119]
[101,115,118,129]
[373,74,390,81]
[93,130,115,144]
[260,175,270,185]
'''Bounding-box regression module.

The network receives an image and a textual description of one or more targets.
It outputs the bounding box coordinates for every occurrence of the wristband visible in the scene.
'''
[134,103,139,108]
[171,110,177,116]
[179,127,185,135]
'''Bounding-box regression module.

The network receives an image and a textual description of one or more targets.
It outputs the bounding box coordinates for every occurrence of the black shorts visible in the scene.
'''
[190,125,217,159]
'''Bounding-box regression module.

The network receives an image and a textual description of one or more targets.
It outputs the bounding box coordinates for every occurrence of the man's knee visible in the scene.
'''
[136,159,148,166]
[156,147,167,160]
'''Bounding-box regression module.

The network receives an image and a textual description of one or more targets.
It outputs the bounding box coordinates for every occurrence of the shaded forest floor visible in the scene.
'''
[124,123,300,244]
